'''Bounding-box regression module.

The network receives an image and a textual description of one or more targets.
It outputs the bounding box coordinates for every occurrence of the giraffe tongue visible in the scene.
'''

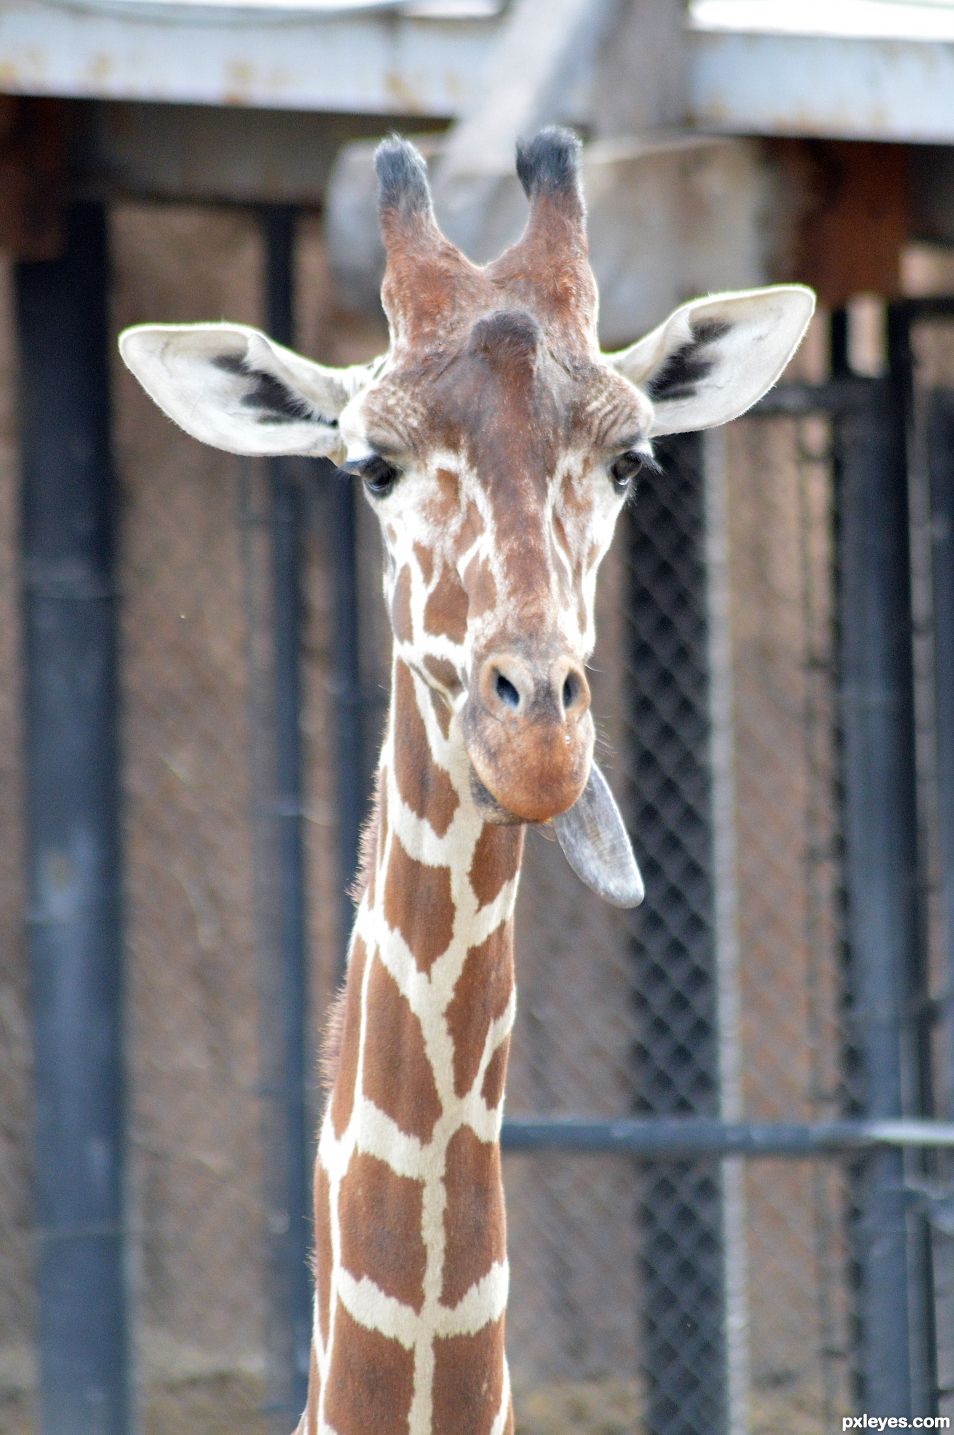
[552,763,645,908]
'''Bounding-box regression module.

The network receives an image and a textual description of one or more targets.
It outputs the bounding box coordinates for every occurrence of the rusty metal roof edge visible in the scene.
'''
[688,19,954,145]
[2,0,954,144]
[0,0,502,112]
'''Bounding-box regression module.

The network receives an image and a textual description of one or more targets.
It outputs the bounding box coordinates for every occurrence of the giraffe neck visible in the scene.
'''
[308,657,524,1435]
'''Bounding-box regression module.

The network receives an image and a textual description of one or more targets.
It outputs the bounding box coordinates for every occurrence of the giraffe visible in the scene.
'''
[119,128,813,1434]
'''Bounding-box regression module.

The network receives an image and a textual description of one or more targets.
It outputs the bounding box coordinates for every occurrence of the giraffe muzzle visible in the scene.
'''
[465,650,644,907]
[478,652,590,728]
[464,650,594,824]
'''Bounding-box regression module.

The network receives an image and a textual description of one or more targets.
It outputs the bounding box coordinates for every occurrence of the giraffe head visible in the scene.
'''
[119,129,813,906]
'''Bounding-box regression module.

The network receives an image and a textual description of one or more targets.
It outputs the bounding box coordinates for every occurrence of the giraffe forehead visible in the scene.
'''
[359,319,648,457]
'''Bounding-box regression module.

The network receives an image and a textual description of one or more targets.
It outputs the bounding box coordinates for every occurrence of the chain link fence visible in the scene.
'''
[3,207,954,1435]
[501,405,856,1433]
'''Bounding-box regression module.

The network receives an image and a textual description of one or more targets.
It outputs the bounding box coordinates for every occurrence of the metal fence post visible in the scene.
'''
[322,465,369,973]
[923,385,954,1411]
[834,344,922,1415]
[624,432,729,1435]
[15,202,132,1435]
[928,390,954,1130]
[258,205,312,1423]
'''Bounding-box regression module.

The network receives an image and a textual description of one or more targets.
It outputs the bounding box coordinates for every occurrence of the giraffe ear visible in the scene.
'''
[119,322,378,459]
[607,285,815,437]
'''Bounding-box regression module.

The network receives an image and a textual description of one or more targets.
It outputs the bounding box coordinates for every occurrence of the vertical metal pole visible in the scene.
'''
[927,387,954,1415]
[928,390,954,1124]
[625,433,728,1435]
[260,206,311,1421]
[834,339,921,1414]
[16,202,131,1435]
[323,468,368,974]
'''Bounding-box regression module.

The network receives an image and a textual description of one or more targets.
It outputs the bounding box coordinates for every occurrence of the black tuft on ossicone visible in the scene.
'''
[515,126,582,198]
[374,135,433,217]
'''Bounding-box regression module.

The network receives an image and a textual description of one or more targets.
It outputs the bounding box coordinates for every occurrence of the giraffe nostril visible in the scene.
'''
[495,671,521,710]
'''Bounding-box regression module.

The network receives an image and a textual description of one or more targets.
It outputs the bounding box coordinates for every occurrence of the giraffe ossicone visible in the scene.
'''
[120,126,814,1434]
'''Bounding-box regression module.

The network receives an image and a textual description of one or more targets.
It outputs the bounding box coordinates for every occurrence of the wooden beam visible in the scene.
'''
[0,98,65,260]
[769,140,909,309]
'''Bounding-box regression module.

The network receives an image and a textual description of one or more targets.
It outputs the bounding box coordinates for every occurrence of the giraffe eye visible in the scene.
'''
[609,450,645,492]
[362,456,402,499]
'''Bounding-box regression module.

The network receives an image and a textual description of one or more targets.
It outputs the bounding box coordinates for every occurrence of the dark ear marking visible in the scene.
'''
[646,319,731,404]
[515,126,582,198]
[213,353,337,428]
[374,135,432,220]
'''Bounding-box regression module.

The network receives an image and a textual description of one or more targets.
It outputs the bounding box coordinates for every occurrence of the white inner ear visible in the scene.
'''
[607,285,815,438]
[118,322,378,459]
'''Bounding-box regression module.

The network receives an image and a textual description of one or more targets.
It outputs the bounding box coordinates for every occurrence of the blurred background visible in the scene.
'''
[5,1,954,1432]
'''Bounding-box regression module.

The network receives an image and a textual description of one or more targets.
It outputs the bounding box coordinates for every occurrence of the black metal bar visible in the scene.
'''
[624,432,728,1435]
[323,465,368,975]
[888,305,940,1419]
[751,376,878,418]
[928,390,954,1126]
[16,202,131,1435]
[835,353,922,1415]
[830,306,851,377]
[502,1117,954,1157]
[892,297,954,322]
[260,205,312,1423]
[926,381,954,1435]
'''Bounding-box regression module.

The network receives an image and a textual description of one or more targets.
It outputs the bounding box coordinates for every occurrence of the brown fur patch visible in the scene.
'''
[480,1040,510,1111]
[423,571,468,645]
[444,928,514,1099]
[325,1301,415,1435]
[552,509,570,560]
[383,834,455,974]
[439,1126,507,1309]
[422,654,460,694]
[329,936,368,1138]
[391,565,414,645]
[393,662,458,837]
[429,686,452,740]
[468,826,524,910]
[432,1315,507,1435]
[459,497,485,548]
[413,540,434,587]
[462,553,497,620]
[314,1162,333,1347]
[423,467,459,527]
[339,1152,427,1313]
[363,954,442,1143]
